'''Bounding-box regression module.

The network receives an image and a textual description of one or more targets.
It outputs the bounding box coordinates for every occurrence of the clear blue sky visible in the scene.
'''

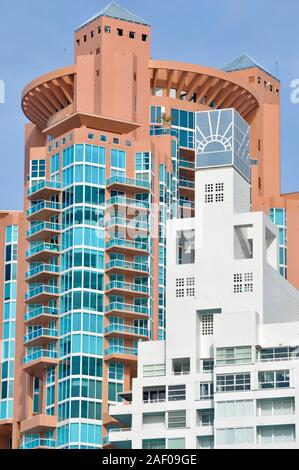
[1,0,299,209]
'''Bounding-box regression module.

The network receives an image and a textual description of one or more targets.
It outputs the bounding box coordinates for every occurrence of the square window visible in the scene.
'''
[105,26,111,33]
[117,28,123,36]
[142,34,148,42]
[129,31,136,39]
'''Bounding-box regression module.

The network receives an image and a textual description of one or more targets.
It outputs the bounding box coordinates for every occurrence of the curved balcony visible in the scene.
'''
[25,307,59,327]
[106,238,149,255]
[105,303,150,321]
[25,285,60,304]
[20,438,56,450]
[26,264,60,283]
[107,176,151,193]
[23,350,58,377]
[107,217,149,235]
[26,222,61,242]
[104,324,149,341]
[26,243,60,262]
[24,328,58,348]
[26,201,61,222]
[27,180,61,201]
[105,260,149,276]
[104,346,137,364]
[22,65,76,130]
[106,281,150,298]
[149,60,260,121]
[106,196,150,213]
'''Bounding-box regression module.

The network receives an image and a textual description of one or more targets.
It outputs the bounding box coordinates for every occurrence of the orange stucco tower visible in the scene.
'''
[0,2,298,449]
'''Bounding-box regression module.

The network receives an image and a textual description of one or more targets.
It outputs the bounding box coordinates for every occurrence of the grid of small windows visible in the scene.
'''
[216,373,251,392]
[205,183,224,203]
[233,273,253,294]
[201,314,214,336]
[176,277,195,298]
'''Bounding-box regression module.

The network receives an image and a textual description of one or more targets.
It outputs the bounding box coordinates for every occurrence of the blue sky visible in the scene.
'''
[0,0,299,209]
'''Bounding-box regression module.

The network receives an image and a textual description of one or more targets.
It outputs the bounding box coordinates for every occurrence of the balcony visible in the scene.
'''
[106,281,149,298]
[179,179,195,189]
[26,264,60,283]
[20,438,56,450]
[107,176,151,193]
[20,415,57,434]
[107,217,149,235]
[105,303,150,321]
[106,196,150,213]
[26,222,61,242]
[150,126,178,138]
[23,350,58,377]
[104,324,149,341]
[25,285,59,304]
[26,201,61,222]
[26,243,60,262]
[25,307,59,327]
[105,260,149,276]
[106,238,149,255]
[27,180,61,201]
[24,328,58,348]
[104,346,137,364]
[179,159,195,170]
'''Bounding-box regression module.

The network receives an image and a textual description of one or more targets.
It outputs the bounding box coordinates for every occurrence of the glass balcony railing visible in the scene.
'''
[23,349,58,365]
[26,201,61,218]
[107,217,149,231]
[105,303,149,317]
[26,243,60,259]
[105,346,137,357]
[27,180,61,197]
[106,196,150,210]
[107,176,150,191]
[179,159,195,169]
[24,328,58,344]
[179,179,195,189]
[26,264,60,280]
[150,126,178,137]
[25,285,59,301]
[105,260,149,274]
[179,200,195,209]
[106,281,149,295]
[105,324,148,337]
[26,222,61,239]
[25,307,59,323]
[106,238,148,252]
[20,438,56,449]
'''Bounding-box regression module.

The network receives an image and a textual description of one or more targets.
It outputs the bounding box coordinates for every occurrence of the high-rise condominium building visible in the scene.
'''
[0,1,298,449]
[108,109,299,450]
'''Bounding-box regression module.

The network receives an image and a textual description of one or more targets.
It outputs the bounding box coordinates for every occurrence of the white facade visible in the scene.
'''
[108,109,299,449]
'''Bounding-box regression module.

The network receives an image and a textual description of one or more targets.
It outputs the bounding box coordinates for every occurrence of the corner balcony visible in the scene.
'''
[20,415,57,435]
[26,222,61,242]
[24,328,58,348]
[26,243,60,262]
[107,176,151,193]
[104,324,149,341]
[25,307,59,327]
[104,346,137,364]
[27,180,61,201]
[26,264,60,283]
[25,285,59,304]
[106,238,149,256]
[106,281,150,298]
[107,217,149,235]
[105,303,150,321]
[105,259,149,277]
[23,350,58,377]
[106,196,150,213]
[26,201,61,222]
[20,438,56,450]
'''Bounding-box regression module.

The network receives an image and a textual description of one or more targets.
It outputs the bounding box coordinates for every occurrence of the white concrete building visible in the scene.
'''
[107,109,299,450]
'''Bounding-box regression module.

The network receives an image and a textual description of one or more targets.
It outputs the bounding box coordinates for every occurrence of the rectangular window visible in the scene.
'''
[143,439,165,450]
[30,159,46,180]
[216,428,254,446]
[143,364,166,378]
[217,400,254,418]
[168,410,186,429]
[172,358,190,376]
[258,370,290,389]
[257,398,295,417]
[168,385,186,402]
[216,373,251,393]
[216,346,252,366]
[257,425,295,444]
[111,149,126,169]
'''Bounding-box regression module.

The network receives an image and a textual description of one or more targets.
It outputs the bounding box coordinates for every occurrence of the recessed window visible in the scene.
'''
[88,133,95,140]
[142,34,148,42]
[83,35,87,42]
[100,135,107,142]
[117,28,123,36]
[96,47,100,55]
[90,31,94,38]
[104,26,111,33]
[125,140,132,147]
[113,137,120,145]
[76,39,80,46]
[98,26,101,34]
[62,137,66,145]
[96,70,100,77]
[129,31,136,39]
